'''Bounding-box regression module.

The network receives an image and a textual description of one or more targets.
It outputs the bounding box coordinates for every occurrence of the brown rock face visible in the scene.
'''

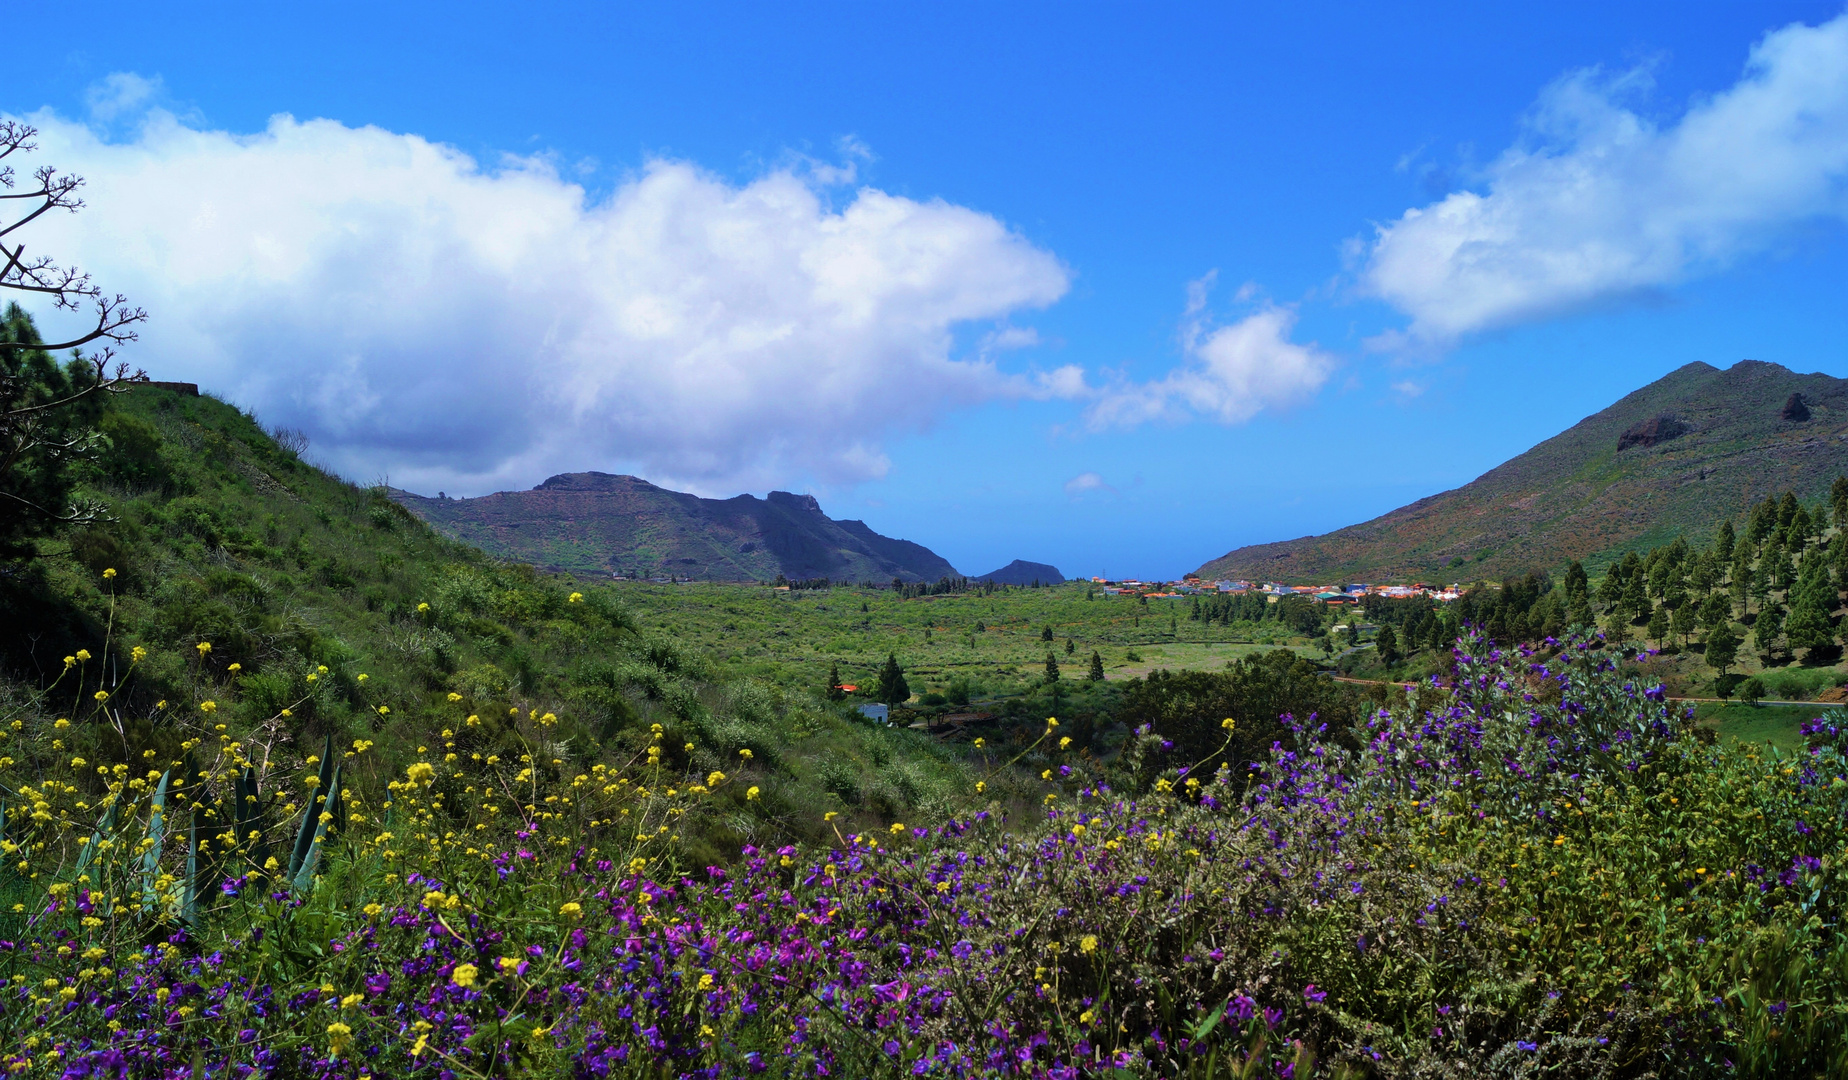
[1616,415,1689,452]
[1782,393,1811,422]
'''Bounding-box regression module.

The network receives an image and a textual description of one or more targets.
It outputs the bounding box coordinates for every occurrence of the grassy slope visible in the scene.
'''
[0,385,1005,861]
[1197,359,1848,582]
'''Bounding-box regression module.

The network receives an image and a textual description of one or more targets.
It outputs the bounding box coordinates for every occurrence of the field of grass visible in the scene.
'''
[612,580,1323,702]
[1693,700,1842,750]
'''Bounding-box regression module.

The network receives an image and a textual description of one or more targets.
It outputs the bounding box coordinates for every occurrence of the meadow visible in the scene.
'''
[613,581,1317,700]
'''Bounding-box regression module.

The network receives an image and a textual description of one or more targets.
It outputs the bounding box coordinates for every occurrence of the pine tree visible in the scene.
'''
[1704,621,1740,675]
[1647,605,1670,646]
[1754,603,1785,658]
[825,662,846,701]
[1833,476,1848,529]
[1088,650,1105,681]
[1377,624,1400,665]
[1716,519,1737,567]
[1064,638,1075,655]
[1621,572,1648,621]
[877,653,909,706]
[1699,592,1731,632]
[1596,568,1624,607]
[1778,491,1801,532]
[1785,597,1833,657]
[1564,561,1589,604]
[1041,625,1053,643]
[1043,652,1061,684]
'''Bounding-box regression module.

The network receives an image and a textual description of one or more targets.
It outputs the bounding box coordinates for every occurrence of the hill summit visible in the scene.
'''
[1196,359,1848,582]
[392,472,959,583]
[975,560,1065,586]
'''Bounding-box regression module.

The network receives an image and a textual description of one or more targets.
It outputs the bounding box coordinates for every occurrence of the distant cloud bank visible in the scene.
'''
[1364,10,1848,351]
[18,99,1074,496]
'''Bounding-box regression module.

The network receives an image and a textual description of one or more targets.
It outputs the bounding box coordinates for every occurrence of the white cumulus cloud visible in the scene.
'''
[1086,277,1333,428]
[15,95,1072,495]
[1063,471,1113,496]
[1363,10,1848,349]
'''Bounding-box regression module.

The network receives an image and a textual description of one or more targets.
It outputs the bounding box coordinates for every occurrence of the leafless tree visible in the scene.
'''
[0,119,148,528]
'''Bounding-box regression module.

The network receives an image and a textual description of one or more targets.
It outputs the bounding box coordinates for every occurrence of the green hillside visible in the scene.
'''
[0,383,997,862]
[1198,359,1848,581]
[391,472,959,582]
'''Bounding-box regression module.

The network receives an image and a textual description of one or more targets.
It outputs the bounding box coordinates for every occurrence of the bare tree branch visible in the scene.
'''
[0,120,147,540]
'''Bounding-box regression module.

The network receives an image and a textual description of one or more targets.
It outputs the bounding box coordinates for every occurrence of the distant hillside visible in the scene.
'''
[976,560,1064,586]
[1197,360,1848,582]
[392,472,959,583]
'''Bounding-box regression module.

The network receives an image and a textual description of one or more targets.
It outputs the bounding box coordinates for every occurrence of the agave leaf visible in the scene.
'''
[73,798,119,880]
[236,766,268,880]
[180,756,216,926]
[290,763,342,894]
[140,770,170,913]
[287,735,336,882]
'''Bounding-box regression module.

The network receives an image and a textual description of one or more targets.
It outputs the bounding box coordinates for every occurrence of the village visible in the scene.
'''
[1091,575,1464,604]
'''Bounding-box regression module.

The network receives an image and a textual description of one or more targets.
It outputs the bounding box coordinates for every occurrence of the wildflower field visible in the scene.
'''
[4,622,1846,1079]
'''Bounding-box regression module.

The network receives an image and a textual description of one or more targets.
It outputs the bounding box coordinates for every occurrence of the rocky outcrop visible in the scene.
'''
[1782,393,1811,422]
[1617,415,1689,451]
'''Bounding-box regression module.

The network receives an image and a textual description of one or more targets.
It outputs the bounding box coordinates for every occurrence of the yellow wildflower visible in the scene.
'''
[102,568,116,580]
[1081,935,1098,953]
[451,963,479,988]
[559,902,583,918]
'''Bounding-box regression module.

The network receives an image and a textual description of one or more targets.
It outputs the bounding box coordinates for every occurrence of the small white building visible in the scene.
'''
[858,703,890,724]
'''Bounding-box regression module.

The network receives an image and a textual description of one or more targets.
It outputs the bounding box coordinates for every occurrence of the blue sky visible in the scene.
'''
[9,2,1848,579]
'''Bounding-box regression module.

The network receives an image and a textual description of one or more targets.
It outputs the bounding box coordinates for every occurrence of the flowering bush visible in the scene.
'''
[1,629,1845,1077]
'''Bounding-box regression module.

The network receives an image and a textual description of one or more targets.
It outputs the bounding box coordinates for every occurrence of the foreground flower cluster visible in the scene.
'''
[2,631,1845,1077]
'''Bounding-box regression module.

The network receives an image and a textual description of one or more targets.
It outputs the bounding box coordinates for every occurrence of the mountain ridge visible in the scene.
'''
[391,471,960,583]
[1196,359,1848,582]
